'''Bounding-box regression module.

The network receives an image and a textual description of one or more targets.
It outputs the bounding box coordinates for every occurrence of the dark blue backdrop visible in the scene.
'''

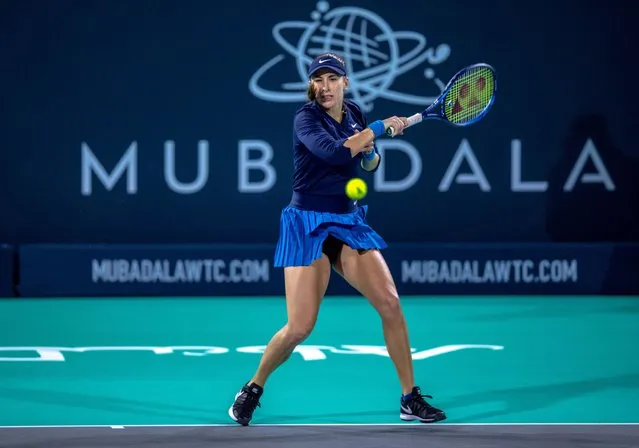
[1,0,637,245]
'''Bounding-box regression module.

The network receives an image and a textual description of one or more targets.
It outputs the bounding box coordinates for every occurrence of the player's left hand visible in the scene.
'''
[362,141,374,153]
[353,130,375,153]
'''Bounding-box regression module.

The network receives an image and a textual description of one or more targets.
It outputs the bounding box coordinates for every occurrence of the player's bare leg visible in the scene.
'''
[333,246,446,423]
[228,255,331,425]
[333,247,413,392]
[250,258,330,385]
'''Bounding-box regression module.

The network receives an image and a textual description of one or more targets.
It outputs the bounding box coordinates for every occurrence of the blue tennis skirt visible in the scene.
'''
[273,205,388,267]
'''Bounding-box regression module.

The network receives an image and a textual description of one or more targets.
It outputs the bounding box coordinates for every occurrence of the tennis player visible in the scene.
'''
[229,52,446,426]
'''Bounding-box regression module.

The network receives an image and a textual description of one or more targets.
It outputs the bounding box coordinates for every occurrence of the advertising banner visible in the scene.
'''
[17,243,639,297]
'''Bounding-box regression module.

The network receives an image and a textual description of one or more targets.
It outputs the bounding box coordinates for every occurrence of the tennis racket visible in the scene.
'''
[387,62,497,136]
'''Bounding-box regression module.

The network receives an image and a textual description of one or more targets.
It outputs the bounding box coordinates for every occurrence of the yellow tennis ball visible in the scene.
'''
[346,178,367,200]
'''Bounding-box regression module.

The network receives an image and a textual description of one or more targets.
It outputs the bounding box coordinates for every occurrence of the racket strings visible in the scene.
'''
[445,66,495,125]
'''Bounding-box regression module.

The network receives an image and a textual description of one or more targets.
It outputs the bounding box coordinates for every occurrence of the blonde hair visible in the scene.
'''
[306,82,317,102]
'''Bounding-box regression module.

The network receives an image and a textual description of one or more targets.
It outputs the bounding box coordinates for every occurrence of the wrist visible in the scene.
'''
[362,149,376,161]
[367,120,385,138]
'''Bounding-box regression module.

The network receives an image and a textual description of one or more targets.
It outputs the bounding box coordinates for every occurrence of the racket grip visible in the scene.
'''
[385,113,423,137]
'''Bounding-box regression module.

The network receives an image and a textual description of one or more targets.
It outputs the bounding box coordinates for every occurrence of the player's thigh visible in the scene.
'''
[284,254,332,331]
[333,246,400,315]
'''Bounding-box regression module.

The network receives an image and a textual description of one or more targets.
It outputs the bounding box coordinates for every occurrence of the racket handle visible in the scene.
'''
[386,113,423,137]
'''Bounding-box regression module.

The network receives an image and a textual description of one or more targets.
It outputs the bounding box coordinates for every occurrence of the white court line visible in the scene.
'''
[1,422,638,429]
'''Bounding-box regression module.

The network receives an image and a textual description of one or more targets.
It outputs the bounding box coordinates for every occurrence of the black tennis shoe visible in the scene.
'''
[228,382,263,426]
[400,386,446,423]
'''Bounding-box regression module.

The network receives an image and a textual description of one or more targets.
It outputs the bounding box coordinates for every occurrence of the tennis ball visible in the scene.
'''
[345,177,367,200]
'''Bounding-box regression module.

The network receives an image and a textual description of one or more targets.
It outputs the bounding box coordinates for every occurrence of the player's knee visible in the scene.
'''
[374,288,402,320]
[284,321,315,345]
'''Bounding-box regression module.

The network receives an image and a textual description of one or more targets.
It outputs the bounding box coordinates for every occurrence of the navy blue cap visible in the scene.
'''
[308,53,347,78]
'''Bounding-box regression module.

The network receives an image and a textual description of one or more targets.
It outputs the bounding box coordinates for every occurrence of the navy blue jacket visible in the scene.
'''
[289,99,381,213]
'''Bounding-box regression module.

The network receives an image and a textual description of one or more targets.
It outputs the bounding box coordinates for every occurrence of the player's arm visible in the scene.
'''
[354,114,404,172]
[295,112,406,165]
[361,151,381,172]
[353,132,380,172]
[295,111,365,165]
[344,116,406,153]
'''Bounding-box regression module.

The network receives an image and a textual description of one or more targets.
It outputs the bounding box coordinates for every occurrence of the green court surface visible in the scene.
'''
[1,296,638,427]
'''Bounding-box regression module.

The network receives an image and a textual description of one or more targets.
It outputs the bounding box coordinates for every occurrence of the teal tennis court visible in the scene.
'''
[1,296,638,447]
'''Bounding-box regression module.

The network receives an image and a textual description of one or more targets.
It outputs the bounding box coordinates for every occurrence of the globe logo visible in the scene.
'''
[248,1,452,112]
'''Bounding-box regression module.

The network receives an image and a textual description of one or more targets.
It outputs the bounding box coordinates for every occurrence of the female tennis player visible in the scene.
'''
[229,52,446,426]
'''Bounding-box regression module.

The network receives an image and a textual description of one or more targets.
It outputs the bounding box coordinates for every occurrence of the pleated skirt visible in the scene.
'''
[273,205,388,267]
